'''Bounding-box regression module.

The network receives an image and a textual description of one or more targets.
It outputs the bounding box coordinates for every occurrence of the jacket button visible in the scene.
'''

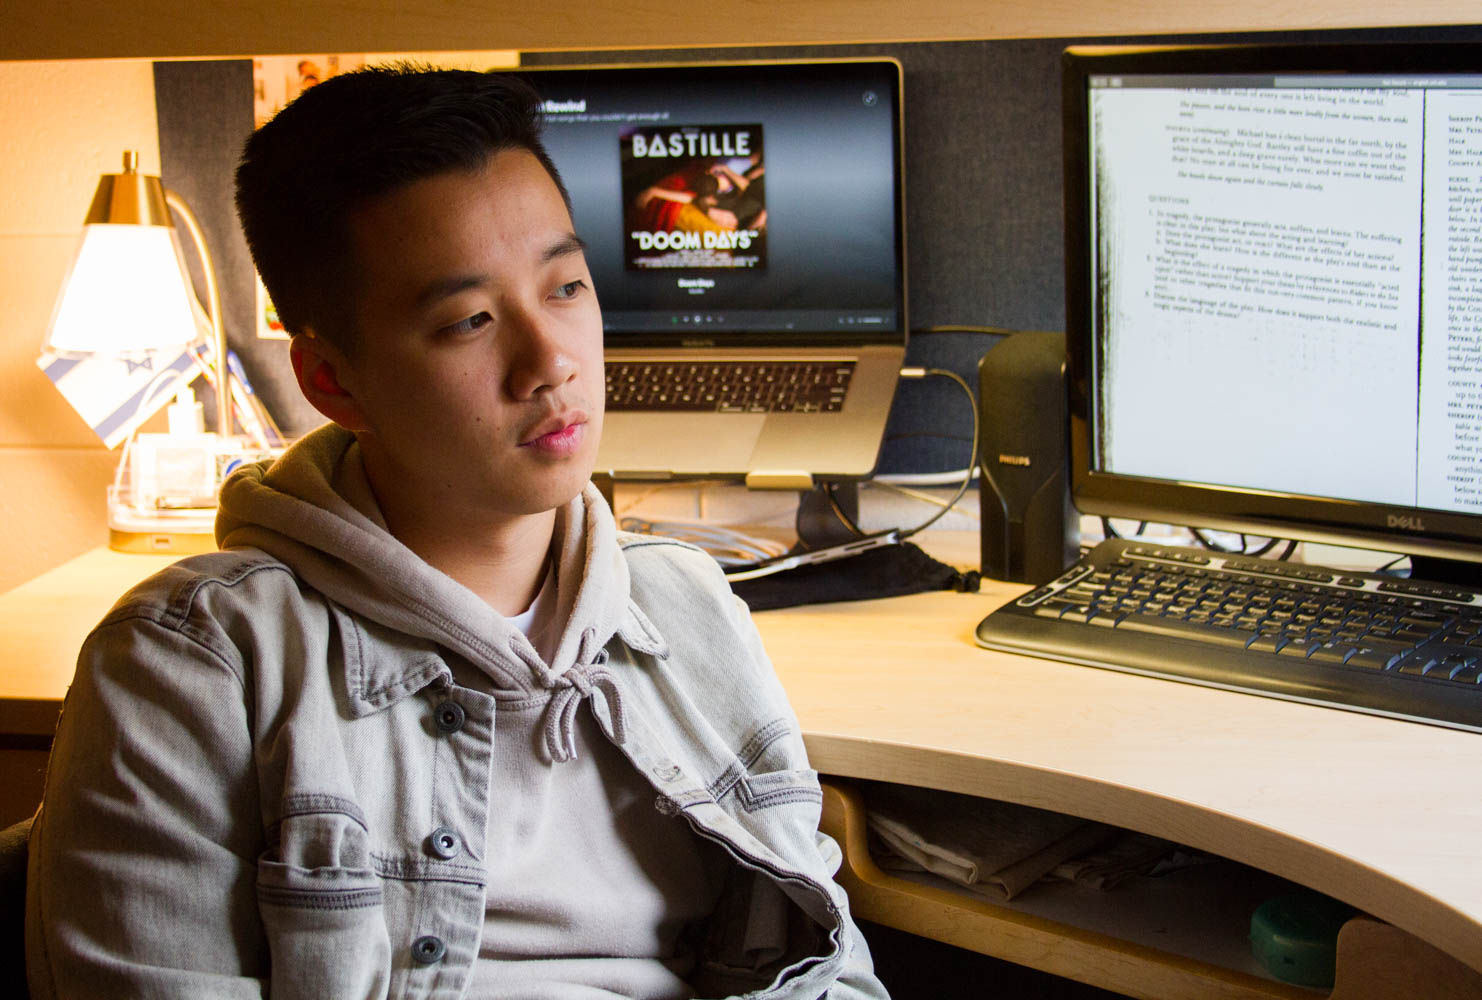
[434,700,466,734]
[411,935,446,964]
[427,827,462,860]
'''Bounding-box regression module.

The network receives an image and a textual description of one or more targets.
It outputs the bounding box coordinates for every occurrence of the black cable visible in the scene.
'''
[1189,528,1230,552]
[1375,553,1409,576]
[824,482,864,538]
[1191,527,1296,559]
[911,325,1019,337]
[1100,517,1147,540]
[1244,536,1282,557]
[895,367,979,540]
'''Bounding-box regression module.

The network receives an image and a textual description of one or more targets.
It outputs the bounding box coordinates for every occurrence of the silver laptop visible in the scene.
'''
[523,59,907,487]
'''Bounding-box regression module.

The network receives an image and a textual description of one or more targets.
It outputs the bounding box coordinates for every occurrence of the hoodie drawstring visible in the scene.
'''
[544,657,627,763]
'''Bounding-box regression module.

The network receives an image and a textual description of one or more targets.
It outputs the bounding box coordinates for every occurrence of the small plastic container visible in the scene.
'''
[1250,891,1356,988]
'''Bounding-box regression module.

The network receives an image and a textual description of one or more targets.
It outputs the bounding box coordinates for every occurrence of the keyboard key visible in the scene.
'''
[1308,643,1357,665]
[1345,648,1402,670]
[1247,634,1287,653]
[1115,614,1259,648]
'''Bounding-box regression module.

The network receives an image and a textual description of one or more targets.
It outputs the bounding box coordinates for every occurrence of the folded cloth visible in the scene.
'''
[864,782,1119,901]
[730,541,979,611]
[1050,832,1215,891]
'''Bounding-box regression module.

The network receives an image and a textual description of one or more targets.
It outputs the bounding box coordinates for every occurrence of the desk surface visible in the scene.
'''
[4,541,1481,976]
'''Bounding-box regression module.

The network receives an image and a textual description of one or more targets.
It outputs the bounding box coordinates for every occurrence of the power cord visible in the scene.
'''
[892,367,978,540]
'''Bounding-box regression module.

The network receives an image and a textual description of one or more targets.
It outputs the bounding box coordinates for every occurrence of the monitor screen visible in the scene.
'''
[1064,42,1482,565]
[516,60,905,348]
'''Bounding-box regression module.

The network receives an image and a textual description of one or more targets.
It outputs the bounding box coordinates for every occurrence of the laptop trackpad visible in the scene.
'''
[596,412,766,476]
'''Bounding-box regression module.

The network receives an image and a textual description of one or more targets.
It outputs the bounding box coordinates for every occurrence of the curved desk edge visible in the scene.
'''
[806,734,1482,980]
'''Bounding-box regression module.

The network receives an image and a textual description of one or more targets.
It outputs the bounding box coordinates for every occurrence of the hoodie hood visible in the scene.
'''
[216,424,662,707]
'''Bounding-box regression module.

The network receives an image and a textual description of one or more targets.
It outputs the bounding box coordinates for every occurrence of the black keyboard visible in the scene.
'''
[605,360,854,413]
[974,538,1482,733]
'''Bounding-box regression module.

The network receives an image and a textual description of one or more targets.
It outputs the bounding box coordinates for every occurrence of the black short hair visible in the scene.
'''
[235,65,568,353]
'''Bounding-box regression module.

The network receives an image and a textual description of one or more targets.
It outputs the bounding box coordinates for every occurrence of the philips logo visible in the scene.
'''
[1387,514,1425,531]
[998,454,1032,467]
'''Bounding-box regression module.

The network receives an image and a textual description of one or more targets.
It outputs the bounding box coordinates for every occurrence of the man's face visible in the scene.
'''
[327,149,604,528]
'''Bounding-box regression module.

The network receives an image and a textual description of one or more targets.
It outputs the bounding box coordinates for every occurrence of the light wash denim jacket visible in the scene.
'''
[26,426,888,1000]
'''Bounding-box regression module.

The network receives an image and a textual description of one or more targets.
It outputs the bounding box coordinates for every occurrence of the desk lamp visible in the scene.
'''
[43,151,245,554]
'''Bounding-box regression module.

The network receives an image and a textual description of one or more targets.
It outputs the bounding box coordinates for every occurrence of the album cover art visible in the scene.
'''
[620,123,767,270]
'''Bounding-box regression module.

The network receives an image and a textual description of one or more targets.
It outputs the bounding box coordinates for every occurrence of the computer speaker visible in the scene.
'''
[977,330,1079,584]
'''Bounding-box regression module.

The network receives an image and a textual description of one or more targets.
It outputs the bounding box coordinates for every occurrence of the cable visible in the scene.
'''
[1190,528,1246,554]
[1100,517,1147,540]
[618,516,788,566]
[824,481,864,537]
[868,480,980,522]
[893,366,979,540]
[1189,527,1296,559]
[911,324,1020,337]
[1244,536,1282,557]
[875,468,979,486]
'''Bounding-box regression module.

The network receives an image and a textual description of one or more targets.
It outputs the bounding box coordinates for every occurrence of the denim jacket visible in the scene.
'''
[25,426,888,1000]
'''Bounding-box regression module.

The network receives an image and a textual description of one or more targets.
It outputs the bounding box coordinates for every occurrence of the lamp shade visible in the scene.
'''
[42,152,202,358]
[45,224,201,356]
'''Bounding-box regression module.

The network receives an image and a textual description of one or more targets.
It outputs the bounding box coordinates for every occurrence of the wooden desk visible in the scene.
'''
[756,585,1482,998]
[4,544,1482,998]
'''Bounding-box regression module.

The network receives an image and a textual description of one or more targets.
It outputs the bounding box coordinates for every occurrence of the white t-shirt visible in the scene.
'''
[468,564,731,999]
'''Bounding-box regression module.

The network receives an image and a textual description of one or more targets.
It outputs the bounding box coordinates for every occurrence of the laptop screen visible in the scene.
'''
[517,60,905,348]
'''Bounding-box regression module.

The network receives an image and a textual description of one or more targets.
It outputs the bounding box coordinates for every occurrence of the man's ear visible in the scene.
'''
[290,333,370,431]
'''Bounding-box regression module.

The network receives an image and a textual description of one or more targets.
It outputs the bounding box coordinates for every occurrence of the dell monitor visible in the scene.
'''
[1064,41,1482,577]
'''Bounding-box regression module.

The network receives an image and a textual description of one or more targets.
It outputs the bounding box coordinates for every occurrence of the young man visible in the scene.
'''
[25,67,889,1000]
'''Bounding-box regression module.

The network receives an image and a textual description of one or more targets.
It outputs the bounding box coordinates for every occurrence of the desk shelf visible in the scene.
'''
[820,780,1482,1000]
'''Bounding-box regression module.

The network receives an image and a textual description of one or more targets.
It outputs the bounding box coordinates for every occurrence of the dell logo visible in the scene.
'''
[1387,514,1425,531]
[998,454,1032,467]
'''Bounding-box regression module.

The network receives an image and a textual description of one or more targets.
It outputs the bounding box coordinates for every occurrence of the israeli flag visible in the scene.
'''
[37,347,199,449]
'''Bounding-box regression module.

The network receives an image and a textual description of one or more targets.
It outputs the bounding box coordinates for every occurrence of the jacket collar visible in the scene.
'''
[216,424,656,707]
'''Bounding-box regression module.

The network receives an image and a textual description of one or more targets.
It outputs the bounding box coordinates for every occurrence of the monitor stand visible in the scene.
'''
[795,483,861,550]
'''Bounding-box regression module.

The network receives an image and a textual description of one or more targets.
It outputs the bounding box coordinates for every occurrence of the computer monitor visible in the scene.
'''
[1063,41,1482,573]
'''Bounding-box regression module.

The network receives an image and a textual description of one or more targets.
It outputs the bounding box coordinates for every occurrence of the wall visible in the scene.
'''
[0,60,161,594]
[3,9,1479,593]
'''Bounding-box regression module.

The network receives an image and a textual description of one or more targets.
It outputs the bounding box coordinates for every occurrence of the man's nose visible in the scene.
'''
[505,307,577,399]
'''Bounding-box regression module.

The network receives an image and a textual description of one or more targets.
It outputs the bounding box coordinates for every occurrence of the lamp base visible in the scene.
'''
[107,490,216,554]
[104,431,278,555]
[109,528,217,555]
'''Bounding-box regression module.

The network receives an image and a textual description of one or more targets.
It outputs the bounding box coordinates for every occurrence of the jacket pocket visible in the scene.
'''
[731,766,824,812]
[257,795,391,998]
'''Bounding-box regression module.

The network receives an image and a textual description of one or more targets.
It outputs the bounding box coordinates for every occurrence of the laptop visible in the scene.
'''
[520,59,907,487]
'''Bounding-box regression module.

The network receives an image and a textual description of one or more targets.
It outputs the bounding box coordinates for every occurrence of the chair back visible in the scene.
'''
[0,816,32,999]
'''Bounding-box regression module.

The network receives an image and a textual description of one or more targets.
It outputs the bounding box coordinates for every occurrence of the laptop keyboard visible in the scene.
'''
[605,360,855,413]
[974,538,1482,733]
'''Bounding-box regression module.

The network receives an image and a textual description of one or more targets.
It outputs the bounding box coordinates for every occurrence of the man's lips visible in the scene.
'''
[520,412,588,453]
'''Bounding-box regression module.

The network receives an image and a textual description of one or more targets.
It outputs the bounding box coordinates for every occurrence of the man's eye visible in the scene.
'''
[440,312,492,337]
[551,279,588,300]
